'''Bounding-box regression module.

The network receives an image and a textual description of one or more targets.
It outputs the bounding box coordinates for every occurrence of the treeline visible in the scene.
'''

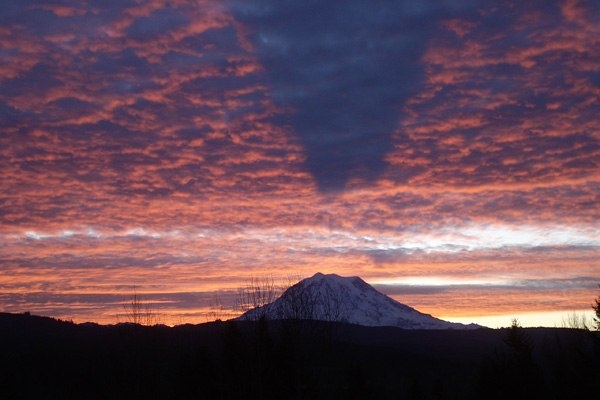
[1,312,599,399]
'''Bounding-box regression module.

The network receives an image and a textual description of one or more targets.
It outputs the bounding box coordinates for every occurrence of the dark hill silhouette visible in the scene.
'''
[1,312,598,399]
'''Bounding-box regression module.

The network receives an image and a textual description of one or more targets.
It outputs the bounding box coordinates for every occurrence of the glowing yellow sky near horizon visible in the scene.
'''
[446,310,596,329]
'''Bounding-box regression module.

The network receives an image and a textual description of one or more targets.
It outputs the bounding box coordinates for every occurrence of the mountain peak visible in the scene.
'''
[238,273,479,330]
[307,272,346,280]
[308,272,327,280]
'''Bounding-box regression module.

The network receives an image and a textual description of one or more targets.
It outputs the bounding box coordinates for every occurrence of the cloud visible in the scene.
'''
[0,101,29,127]
[374,276,598,296]
[126,7,189,40]
[1,0,599,325]
[388,0,600,192]
[0,63,63,97]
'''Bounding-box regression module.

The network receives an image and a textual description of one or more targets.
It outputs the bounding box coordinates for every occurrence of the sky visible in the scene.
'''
[1,0,599,328]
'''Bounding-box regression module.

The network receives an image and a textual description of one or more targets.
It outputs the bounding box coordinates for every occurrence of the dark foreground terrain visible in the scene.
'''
[1,312,599,399]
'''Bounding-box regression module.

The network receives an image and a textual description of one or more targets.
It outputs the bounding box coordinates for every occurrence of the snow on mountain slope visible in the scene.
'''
[238,273,479,329]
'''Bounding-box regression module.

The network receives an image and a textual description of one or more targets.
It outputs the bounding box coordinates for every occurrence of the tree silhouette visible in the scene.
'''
[277,280,318,320]
[560,312,590,330]
[120,289,156,326]
[504,319,533,363]
[274,276,348,323]
[478,319,544,399]
[207,291,236,322]
[593,285,600,331]
[235,276,282,320]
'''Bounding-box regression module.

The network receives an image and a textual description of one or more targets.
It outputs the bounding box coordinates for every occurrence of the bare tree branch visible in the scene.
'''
[235,276,282,320]
[120,289,156,326]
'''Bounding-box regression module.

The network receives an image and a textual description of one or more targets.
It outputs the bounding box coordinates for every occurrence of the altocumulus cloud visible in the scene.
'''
[1,0,599,325]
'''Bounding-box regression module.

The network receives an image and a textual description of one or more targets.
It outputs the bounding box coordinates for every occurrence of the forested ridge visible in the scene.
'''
[1,312,599,399]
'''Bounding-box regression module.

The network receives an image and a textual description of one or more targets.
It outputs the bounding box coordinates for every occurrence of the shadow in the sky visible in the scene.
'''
[229,1,459,192]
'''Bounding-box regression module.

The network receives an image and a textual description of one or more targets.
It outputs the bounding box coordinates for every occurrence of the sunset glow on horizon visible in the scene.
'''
[1,0,599,328]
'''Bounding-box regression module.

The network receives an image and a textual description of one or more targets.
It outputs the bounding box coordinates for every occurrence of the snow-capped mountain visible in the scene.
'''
[238,273,479,329]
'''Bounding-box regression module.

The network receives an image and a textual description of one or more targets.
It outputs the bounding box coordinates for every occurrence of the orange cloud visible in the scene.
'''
[1,0,599,327]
